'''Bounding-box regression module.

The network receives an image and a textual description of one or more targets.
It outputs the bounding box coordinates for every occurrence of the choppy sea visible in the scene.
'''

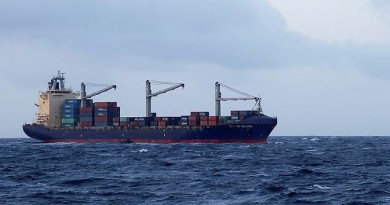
[0,136,389,205]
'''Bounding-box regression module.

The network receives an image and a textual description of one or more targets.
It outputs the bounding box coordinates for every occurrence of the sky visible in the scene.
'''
[1,0,390,137]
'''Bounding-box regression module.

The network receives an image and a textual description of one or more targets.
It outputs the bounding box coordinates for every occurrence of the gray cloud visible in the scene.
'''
[1,0,389,75]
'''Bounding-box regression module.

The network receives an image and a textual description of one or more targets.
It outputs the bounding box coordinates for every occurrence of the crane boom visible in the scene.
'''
[215,82,262,116]
[80,83,117,108]
[146,80,185,117]
[148,84,184,97]
[85,85,116,98]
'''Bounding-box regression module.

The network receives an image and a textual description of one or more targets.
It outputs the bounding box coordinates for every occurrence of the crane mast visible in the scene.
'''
[215,82,262,116]
[146,80,185,117]
[80,83,117,108]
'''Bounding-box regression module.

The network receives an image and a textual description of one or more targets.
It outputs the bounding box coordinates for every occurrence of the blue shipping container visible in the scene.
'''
[79,112,93,118]
[62,113,80,118]
[61,108,80,114]
[64,99,81,104]
[80,117,93,122]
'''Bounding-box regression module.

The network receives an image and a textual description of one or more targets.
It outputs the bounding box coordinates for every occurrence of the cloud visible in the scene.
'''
[1,0,390,137]
[268,0,390,43]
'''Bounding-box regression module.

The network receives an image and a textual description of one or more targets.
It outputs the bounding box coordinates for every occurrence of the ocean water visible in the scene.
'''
[0,136,389,205]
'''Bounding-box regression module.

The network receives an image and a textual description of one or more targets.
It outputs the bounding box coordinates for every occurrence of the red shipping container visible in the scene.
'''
[94,102,117,107]
[130,121,138,126]
[189,116,199,121]
[80,107,93,112]
[113,117,120,122]
[154,117,162,122]
[190,112,199,117]
[200,121,208,126]
[209,116,219,121]
[189,120,198,126]
[208,121,218,126]
[95,116,112,122]
[158,121,166,127]
[200,116,208,121]
[79,122,93,127]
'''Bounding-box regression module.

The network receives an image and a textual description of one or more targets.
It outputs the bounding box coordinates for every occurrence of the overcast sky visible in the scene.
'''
[1,0,390,137]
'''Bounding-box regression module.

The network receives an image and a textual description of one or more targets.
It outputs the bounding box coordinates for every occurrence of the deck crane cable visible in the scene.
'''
[218,83,258,99]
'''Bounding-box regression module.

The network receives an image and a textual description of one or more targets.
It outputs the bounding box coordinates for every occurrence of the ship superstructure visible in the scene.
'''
[36,71,79,128]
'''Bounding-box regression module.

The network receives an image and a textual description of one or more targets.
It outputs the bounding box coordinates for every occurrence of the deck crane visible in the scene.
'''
[146,80,185,117]
[80,83,117,108]
[215,82,262,117]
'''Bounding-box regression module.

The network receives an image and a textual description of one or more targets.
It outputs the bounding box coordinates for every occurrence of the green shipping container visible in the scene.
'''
[62,118,79,124]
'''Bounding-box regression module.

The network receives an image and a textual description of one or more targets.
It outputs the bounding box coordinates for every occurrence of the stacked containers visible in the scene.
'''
[79,107,93,127]
[61,99,81,127]
[94,102,120,127]
[208,116,219,126]
[190,112,209,126]
[200,116,208,126]
[230,110,240,122]
[180,116,190,126]
[231,110,259,120]
[189,112,200,126]
[79,99,94,127]
[135,117,153,127]
[218,116,231,124]
[120,117,133,127]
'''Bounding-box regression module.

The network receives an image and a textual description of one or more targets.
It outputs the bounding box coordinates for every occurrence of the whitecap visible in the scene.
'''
[139,149,149,153]
[313,184,331,189]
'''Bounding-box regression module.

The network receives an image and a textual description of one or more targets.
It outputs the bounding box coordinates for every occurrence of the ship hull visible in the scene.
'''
[23,115,277,143]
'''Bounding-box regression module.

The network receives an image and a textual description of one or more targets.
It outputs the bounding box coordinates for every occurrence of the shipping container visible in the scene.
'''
[62,103,80,109]
[79,117,93,122]
[62,113,79,119]
[79,121,93,127]
[231,116,239,120]
[79,112,93,118]
[209,121,218,126]
[209,116,219,121]
[62,123,78,127]
[200,116,208,121]
[190,112,209,117]
[80,107,93,112]
[189,120,198,126]
[130,121,138,127]
[231,111,239,117]
[95,121,113,127]
[180,116,189,125]
[61,108,80,114]
[158,121,166,127]
[120,117,131,122]
[64,99,81,104]
[94,116,114,122]
[62,118,78,124]
[150,121,158,126]
[219,116,231,122]
[200,121,208,126]
[94,102,117,107]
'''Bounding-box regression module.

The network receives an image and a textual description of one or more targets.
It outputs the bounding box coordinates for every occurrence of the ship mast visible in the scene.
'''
[49,70,68,92]
[215,82,262,116]
[80,83,117,108]
[146,80,185,117]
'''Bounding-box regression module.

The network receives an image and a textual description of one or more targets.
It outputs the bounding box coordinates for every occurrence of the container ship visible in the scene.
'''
[23,71,277,143]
